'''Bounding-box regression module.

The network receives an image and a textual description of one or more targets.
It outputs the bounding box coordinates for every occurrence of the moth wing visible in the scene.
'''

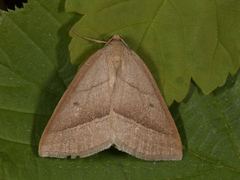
[112,50,182,160]
[39,49,113,158]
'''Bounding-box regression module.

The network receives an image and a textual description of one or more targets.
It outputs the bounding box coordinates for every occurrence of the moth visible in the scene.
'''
[39,30,182,161]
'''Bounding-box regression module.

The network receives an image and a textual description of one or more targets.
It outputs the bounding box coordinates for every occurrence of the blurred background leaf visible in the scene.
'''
[0,0,239,179]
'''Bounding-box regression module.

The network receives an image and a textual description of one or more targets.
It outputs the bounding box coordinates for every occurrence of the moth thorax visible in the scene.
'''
[112,55,122,70]
[111,42,125,70]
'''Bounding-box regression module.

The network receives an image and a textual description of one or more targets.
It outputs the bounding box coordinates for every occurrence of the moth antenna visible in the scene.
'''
[71,29,107,44]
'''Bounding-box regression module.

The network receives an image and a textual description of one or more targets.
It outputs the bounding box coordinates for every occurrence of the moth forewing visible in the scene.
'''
[39,32,182,161]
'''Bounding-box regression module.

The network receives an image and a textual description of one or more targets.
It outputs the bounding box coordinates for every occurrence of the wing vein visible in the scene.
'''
[78,79,109,92]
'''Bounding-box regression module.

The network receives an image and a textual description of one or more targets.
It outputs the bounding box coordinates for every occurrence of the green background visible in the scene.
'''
[0,0,239,179]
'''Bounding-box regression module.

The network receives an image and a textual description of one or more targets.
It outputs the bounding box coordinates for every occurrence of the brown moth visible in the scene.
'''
[39,30,182,161]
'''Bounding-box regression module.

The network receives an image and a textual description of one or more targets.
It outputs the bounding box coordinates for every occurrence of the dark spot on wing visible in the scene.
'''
[149,103,154,108]
[73,102,79,106]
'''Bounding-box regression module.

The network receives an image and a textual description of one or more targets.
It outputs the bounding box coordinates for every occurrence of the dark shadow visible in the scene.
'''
[213,71,238,96]
[58,0,66,12]
[1,0,27,11]
[169,80,197,158]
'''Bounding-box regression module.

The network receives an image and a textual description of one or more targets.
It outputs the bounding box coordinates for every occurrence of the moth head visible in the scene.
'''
[110,34,122,40]
[107,35,129,48]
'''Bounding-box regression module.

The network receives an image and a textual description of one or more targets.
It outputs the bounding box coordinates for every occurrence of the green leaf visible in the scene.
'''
[66,0,240,105]
[0,0,240,179]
